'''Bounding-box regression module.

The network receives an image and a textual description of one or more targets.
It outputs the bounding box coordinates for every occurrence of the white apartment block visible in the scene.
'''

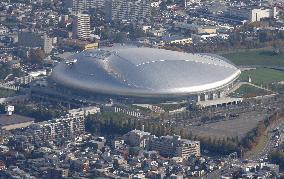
[150,135,201,158]
[105,0,151,22]
[122,130,151,148]
[71,0,105,14]
[28,115,85,142]
[68,106,101,117]
[175,140,200,158]
[184,0,201,7]
[123,130,201,158]
[72,14,91,40]
[151,0,161,8]
[250,7,277,22]
[228,6,278,22]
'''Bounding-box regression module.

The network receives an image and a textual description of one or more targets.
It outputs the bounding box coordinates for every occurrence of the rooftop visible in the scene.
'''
[52,46,241,97]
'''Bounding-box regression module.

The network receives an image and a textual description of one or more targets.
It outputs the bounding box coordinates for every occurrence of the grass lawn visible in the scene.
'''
[239,68,284,86]
[221,49,284,66]
[157,103,187,112]
[230,84,272,98]
[0,88,17,98]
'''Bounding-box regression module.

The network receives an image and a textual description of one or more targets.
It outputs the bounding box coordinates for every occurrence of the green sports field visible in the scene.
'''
[222,49,284,67]
[239,68,284,86]
[230,84,272,98]
[0,88,17,98]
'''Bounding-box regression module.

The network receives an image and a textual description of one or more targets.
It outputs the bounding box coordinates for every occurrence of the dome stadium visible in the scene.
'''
[51,46,241,99]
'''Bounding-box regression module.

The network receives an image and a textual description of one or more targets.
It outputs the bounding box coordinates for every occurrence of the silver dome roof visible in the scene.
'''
[51,46,241,97]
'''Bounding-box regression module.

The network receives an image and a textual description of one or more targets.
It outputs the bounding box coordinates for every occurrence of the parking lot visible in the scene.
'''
[160,95,284,140]
[186,111,268,139]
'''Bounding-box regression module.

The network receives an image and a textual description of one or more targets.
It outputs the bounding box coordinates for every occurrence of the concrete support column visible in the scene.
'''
[204,94,209,101]
[200,94,206,101]
[209,93,214,100]
[197,95,201,102]
[216,91,220,98]
[212,93,218,100]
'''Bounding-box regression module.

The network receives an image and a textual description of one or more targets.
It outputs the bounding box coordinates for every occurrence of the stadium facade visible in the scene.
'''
[50,46,241,103]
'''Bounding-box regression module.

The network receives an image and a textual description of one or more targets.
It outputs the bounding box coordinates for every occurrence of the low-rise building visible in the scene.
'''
[161,35,192,45]
[191,33,218,42]
[150,135,200,158]
[123,130,200,158]
[174,22,217,34]
[26,115,85,142]
[250,7,277,22]
[175,139,201,158]
[123,130,151,148]
[68,106,100,117]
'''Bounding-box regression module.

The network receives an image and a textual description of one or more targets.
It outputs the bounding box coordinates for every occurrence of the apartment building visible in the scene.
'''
[72,14,91,40]
[18,31,53,54]
[71,0,105,14]
[149,135,178,157]
[68,106,101,117]
[227,6,277,22]
[122,130,151,148]
[175,139,200,158]
[123,130,201,158]
[27,115,85,142]
[105,0,151,22]
[150,135,201,158]
[250,7,277,22]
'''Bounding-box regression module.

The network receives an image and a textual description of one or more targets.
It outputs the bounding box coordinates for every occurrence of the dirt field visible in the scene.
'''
[186,111,268,139]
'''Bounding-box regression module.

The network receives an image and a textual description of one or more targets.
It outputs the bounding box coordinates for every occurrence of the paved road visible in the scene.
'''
[248,119,284,161]
[204,117,284,179]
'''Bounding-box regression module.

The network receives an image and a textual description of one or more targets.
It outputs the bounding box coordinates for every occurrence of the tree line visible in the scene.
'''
[85,112,239,155]
[241,111,284,150]
[0,104,66,122]
[86,110,284,156]
[166,22,284,54]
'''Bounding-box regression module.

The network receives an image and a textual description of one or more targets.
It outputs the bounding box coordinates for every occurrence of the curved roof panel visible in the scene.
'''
[51,46,241,97]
